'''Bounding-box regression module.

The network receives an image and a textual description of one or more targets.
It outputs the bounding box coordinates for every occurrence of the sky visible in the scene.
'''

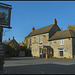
[0,1,75,43]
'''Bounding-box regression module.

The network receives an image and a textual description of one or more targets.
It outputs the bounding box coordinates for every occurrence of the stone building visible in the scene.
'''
[26,19,75,59]
[6,36,19,47]
[26,19,61,58]
[49,29,75,58]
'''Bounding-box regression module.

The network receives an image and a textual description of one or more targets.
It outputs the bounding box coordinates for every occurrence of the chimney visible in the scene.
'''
[13,36,14,40]
[32,27,35,31]
[9,38,10,41]
[53,18,57,25]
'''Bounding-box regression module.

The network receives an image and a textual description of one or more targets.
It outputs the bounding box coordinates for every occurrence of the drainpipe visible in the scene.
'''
[46,48,47,58]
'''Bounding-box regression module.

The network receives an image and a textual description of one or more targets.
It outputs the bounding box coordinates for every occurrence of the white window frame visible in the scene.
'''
[39,35,42,43]
[59,39,64,45]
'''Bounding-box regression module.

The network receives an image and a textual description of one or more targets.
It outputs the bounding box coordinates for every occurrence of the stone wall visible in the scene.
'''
[27,35,73,58]
[27,33,49,57]
[50,38,73,58]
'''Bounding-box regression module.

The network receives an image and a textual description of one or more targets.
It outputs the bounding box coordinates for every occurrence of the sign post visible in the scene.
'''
[0,27,4,73]
[0,3,12,73]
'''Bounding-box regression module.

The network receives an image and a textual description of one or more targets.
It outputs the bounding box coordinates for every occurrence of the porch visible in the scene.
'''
[40,46,53,58]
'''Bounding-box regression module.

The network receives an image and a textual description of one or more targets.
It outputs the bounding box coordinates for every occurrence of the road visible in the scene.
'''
[2,57,75,74]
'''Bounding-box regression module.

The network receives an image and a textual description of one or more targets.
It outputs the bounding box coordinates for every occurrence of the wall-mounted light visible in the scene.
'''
[43,35,46,37]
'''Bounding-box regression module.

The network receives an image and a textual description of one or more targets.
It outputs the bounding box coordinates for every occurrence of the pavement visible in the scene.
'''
[2,57,75,74]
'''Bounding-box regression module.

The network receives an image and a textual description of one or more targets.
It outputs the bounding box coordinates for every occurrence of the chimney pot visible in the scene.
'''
[53,18,57,25]
[32,27,35,31]
[13,36,14,40]
[9,38,10,41]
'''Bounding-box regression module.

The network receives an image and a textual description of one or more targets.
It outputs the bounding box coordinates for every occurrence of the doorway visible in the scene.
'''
[42,46,53,58]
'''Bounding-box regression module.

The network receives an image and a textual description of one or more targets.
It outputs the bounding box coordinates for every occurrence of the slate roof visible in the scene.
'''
[6,40,13,45]
[27,24,55,37]
[6,39,19,46]
[49,29,75,41]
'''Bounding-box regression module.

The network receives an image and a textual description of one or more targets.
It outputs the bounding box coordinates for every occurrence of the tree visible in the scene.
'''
[60,28,63,31]
[2,40,7,44]
[7,42,20,57]
[67,25,75,30]
[9,42,18,49]
[24,37,28,46]
[5,44,15,57]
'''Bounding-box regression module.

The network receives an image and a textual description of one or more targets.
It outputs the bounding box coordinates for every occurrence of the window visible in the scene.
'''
[39,35,42,43]
[59,39,64,45]
[59,51,63,56]
[30,38,32,44]
[58,48,63,57]
[34,37,36,43]
[49,41,52,45]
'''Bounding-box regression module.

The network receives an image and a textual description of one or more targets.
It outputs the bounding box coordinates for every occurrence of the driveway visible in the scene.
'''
[2,57,75,74]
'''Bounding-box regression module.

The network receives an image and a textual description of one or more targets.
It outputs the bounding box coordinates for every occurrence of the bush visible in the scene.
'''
[25,49,32,57]
[64,57,67,59]
[33,56,36,58]
[18,46,27,51]
[4,43,32,57]
[5,45,15,57]
[52,56,54,58]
